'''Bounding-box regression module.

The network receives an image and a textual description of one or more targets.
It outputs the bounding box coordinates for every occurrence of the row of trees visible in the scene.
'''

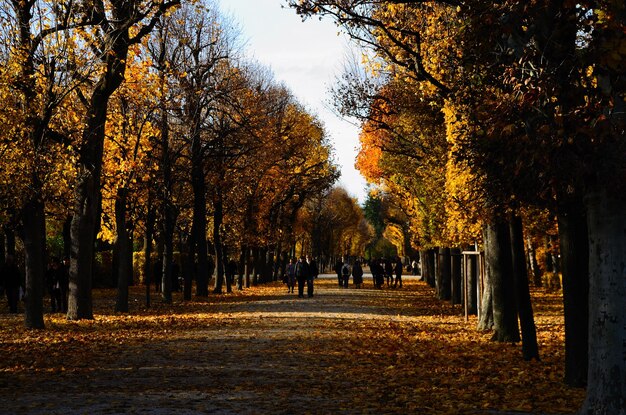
[288,1,625,413]
[0,1,342,328]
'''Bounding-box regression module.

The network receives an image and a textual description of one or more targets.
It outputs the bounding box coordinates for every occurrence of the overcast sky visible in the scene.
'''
[222,0,368,204]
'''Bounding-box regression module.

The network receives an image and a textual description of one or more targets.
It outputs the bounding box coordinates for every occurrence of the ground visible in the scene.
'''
[0,273,584,414]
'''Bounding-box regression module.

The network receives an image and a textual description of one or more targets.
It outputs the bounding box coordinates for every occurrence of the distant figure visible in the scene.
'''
[45,257,62,313]
[295,257,310,298]
[285,258,296,294]
[1,255,21,313]
[384,258,393,287]
[372,259,384,289]
[226,259,237,286]
[412,259,419,276]
[306,255,317,297]
[333,257,343,287]
[352,261,363,288]
[341,261,351,288]
[393,256,403,288]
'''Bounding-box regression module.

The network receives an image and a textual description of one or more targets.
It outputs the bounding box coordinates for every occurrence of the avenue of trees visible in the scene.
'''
[0,0,349,325]
[287,1,625,414]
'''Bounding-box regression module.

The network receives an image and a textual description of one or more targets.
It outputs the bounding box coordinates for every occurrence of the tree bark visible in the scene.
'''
[22,197,45,329]
[484,220,519,342]
[161,204,175,304]
[191,133,209,297]
[68,9,132,320]
[526,237,542,287]
[467,253,478,315]
[510,215,539,360]
[451,248,462,305]
[437,247,451,301]
[212,189,225,294]
[580,189,626,414]
[557,193,589,387]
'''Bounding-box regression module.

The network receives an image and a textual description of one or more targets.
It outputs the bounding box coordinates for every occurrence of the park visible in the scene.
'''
[0,1,625,414]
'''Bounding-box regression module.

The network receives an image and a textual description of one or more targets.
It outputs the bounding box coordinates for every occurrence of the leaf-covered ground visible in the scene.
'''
[0,274,584,414]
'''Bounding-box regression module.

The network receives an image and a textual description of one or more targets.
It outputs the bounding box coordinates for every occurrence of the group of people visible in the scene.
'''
[369,257,405,289]
[0,254,70,314]
[45,256,70,313]
[334,257,364,289]
[284,255,318,298]
[0,254,22,313]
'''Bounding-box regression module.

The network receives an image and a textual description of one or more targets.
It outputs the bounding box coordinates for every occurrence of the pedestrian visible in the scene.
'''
[306,255,317,297]
[295,256,310,298]
[393,256,403,288]
[352,260,363,288]
[341,260,351,288]
[285,258,296,293]
[226,259,238,286]
[333,257,343,287]
[412,259,419,276]
[384,258,393,287]
[373,259,385,289]
[1,255,21,313]
[45,257,62,313]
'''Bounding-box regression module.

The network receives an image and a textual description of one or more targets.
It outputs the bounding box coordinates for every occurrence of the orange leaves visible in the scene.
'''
[0,279,584,414]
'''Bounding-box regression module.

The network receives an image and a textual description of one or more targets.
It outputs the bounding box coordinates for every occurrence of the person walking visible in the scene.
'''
[285,258,296,293]
[393,256,403,288]
[45,257,62,313]
[352,260,363,288]
[295,256,310,298]
[341,260,351,288]
[333,257,343,287]
[306,255,317,297]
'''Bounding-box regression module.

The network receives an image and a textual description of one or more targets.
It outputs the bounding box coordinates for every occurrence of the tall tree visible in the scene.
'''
[68,0,179,320]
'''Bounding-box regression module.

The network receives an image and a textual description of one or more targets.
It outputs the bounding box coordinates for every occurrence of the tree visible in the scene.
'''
[68,0,179,320]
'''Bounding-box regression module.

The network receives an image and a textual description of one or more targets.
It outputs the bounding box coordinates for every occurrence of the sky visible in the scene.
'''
[222,0,369,204]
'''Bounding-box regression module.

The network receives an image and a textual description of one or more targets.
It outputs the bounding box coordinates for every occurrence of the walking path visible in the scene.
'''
[0,274,582,414]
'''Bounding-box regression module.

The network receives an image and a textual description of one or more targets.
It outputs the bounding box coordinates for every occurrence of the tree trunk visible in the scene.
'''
[451,248,462,305]
[4,225,16,257]
[115,188,131,312]
[62,216,72,260]
[557,194,589,387]
[509,215,539,360]
[437,247,452,300]
[143,205,155,307]
[579,189,626,414]
[483,220,519,341]
[526,237,542,287]
[68,19,131,320]
[22,197,45,329]
[161,204,175,304]
[467,253,478,315]
[190,131,209,297]
[478,228,494,331]
[183,231,194,301]
[212,190,225,294]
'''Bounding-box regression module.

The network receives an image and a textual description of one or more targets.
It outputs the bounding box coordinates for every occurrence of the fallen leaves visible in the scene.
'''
[0,279,583,414]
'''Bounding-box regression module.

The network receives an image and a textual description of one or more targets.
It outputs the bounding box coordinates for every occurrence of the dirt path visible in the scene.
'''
[0,274,582,414]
